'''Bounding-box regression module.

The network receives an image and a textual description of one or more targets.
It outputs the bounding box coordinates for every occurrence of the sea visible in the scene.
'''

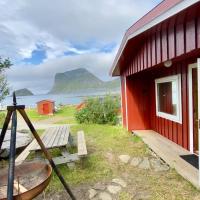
[1,90,120,109]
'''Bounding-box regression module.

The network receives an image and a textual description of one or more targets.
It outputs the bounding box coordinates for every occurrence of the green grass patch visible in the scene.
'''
[14,113,200,199]
[132,135,142,143]
[26,108,50,121]
[48,153,112,192]
[26,105,76,122]
[0,111,5,128]
[54,117,77,125]
[45,124,148,192]
[71,124,147,156]
[55,106,76,117]
[119,192,132,200]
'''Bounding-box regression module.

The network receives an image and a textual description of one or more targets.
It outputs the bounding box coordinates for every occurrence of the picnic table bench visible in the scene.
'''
[77,131,87,157]
[15,125,87,167]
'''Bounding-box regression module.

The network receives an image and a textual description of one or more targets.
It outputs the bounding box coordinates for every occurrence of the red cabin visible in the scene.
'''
[37,100,55,115]
[110,0,200,154]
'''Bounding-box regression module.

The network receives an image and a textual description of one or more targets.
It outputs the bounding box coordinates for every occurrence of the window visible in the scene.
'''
[155,75,182,123]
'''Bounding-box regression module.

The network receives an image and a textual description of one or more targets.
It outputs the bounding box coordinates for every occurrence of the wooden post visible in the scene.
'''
[0,110,13,150]
[7,92,17,200]
[7,110,17,200]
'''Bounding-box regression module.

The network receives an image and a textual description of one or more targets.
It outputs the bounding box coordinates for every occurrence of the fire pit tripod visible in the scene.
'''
[0,92,76,200]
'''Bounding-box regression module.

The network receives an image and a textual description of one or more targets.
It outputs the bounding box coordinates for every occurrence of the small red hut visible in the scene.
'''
[37,100,55,115]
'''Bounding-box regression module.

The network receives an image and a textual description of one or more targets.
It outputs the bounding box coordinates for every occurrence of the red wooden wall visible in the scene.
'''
[126,75,151,130]
[119,4,200,150]
[121,7,200,77]
[122,59,191,150]
[149,61,189,150]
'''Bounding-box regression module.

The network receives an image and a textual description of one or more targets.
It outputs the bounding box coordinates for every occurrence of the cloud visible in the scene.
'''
[1,0,161,93]
[6,49,117,94]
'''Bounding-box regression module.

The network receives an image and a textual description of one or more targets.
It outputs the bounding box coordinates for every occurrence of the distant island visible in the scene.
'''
[49,68,120,94]
[15,88,34,96]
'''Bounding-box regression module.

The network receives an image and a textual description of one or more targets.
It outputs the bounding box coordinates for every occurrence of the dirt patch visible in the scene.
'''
[35,183,91,200]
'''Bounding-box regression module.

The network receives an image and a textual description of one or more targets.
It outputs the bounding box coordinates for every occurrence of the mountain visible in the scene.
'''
[104,78,120,89]
[15,88,34,96]
[49,68,120,94]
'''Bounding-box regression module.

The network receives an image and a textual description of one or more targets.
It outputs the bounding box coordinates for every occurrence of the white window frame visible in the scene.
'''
[155,74,182,124]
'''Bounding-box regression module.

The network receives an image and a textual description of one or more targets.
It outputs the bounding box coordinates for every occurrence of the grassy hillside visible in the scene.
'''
[15,88,34,96]
[49,68,120,94]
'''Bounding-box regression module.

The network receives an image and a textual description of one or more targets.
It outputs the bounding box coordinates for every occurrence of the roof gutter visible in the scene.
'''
[110,0,200,76]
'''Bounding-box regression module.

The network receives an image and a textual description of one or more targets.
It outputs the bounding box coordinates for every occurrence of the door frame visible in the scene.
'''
[188,63,197,153]
[197,58,200,186]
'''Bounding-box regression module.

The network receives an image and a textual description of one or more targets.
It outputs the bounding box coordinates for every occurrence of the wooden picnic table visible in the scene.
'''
[0,130,32,158]
[15,125,87,167]
[29,125,70,151]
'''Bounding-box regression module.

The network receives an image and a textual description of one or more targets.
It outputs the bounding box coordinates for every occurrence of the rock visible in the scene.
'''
[112,178,127,187]
[99,192,112,200]
[138,157,151,169]
[130,157,142,167]
[118,155,131,164]
[149,150,157,158]
[105,152,114,162]
[88,189,97,199]
[150,158,169,172]
[93,183,106,191]
[133,191,151,200]
[107,185,122,194]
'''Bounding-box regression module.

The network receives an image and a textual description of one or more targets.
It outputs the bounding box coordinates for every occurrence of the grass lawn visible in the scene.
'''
[1,106,200,199]
[42,124,200,199]
[53,116,77,124]
[45,124,145,190]
[26,105,77,124]
[0,111,6,128]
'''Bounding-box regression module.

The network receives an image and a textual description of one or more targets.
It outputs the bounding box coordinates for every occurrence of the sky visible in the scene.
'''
[0,0,162,94]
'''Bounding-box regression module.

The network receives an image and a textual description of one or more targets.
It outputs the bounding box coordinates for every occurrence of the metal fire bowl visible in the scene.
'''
[0,161,52,200]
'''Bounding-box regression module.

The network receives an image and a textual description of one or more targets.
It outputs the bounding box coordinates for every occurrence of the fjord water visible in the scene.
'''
[1,90,119,108]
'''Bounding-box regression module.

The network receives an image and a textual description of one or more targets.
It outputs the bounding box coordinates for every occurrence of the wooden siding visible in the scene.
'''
[149,62,189,150]
[125,59,194,150]
[123,11,200,77]
[126,75,150,130]
[119,4,200,151]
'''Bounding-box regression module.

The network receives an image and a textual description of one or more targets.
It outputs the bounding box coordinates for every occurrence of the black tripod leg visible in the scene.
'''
[18,108,76,200]
[0,110,13,150]
[7,110,17,200]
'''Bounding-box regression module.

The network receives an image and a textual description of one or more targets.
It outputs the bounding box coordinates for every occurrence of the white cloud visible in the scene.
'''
[6,49,117,94]
[1,0,161,93]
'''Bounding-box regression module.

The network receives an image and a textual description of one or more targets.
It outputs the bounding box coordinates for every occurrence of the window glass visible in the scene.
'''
[157,81,177,116]
[155,75,181,123]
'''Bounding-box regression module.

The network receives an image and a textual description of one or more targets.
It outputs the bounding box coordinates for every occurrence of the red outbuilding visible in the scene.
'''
[37,100,55,115]
[111,0,200,154]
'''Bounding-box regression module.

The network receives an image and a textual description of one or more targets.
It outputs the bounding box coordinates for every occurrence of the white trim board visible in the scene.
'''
[120,77,124,126]
[124,76,129,130]
[188,63,197,153]
[111,0,200,76]
[197,58,200,186]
